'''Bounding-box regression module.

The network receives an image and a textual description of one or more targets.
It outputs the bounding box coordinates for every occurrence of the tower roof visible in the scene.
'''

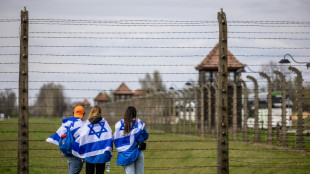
[94,93,108,101]
[114,82,133,95]
[83,99,91,105]
[133,89,145,97]
[195,43,245,70]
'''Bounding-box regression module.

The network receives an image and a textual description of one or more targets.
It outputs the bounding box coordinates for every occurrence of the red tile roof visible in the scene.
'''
[94,93,108,101]
[133,89,145,97]
[83,99,90,106]
[114,82,133,95]
[195,43,245,70]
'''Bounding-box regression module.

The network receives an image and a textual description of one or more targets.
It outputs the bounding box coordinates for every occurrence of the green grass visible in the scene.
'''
[0,118,310,174]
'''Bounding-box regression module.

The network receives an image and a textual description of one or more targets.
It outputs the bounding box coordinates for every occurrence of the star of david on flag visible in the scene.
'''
[119,120,138,131]
[70,119,79,128]
[88,122,107,138]
[120,121,124,131]
[72,119,113,159]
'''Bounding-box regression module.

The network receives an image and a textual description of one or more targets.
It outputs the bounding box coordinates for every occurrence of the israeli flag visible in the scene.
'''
[46,117,84,145]
[113,118,145,152]
[72,118,113,158]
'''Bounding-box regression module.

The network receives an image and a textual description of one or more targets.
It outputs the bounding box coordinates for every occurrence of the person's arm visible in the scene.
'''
[137,128,149,142]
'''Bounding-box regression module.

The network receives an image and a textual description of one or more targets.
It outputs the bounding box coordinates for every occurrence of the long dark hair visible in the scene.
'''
[123,106,137,135]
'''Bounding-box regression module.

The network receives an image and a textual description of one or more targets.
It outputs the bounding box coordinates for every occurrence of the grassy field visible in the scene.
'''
[0,118,310,174]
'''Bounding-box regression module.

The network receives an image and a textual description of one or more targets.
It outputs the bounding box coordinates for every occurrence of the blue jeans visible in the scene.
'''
[124,151,144,174]
[67,155,83,174]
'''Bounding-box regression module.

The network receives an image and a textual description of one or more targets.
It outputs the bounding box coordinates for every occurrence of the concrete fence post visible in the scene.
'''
[247,75,259,143]
[274,70,287,147]
[229,82,237,141]
[260,72,273,145]
[237,78,248,142]
[206,85,212,138]
[188,88,193,134]
[199,86,205,136]
[288,66,304,150]
[194,87,199,135]
[212,83,218,137]
[181,90,187,134]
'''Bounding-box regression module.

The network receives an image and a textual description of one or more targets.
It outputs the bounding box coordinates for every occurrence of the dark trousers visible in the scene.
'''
[86,162,105,174]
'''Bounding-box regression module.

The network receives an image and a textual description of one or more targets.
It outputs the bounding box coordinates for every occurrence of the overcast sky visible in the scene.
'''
[0,0,309,106]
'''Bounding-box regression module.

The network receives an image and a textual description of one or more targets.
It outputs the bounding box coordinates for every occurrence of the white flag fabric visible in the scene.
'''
[113,118,145,152]
[46,117,84,145]
[72,118,113,159]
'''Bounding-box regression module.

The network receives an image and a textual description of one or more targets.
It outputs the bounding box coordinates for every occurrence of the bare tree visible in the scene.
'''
[259,61,297,111]
[260,61,290,91]
[139,71,166,93]
[0,89,17,117]
[32,83,67,117]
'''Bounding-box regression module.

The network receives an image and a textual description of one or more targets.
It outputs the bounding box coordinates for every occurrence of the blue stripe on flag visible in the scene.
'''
[73,139,112,155]
[49,133,61,142]
[114,136,130,148]
[71,127,79,135]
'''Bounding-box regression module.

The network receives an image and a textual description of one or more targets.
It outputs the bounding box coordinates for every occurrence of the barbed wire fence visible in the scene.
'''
[0,8,310,174]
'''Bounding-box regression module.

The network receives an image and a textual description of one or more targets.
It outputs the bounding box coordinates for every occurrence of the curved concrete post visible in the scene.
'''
[187,88,193,134]
[274,70,287,147]
[163,91,170,132]
[171,91,179,133]
[199,86,205,136]
[194,86,199,135]
[181,90,187,134]
[145,94,151,129]
[247,75,260,143]
[289,66,304,150]
[206,85,212,138]
[238,78,248,142]
[167,91,174,133]
[153,93,159,130]
[260,72,273,145]
[211,83,218,136]
[156,92,162,131]
[149,93,155,130]
[176,91,183,134]
[229,81,237,141]
[159,92,165,131]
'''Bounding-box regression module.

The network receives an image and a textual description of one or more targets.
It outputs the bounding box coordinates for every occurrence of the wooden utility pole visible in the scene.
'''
[18,7,29,174]
[217,8,229,174]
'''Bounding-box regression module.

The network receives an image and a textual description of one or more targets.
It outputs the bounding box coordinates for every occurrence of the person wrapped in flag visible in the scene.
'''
[72,105,113,174]
[46,105,85,174]
[113,106,149,174]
